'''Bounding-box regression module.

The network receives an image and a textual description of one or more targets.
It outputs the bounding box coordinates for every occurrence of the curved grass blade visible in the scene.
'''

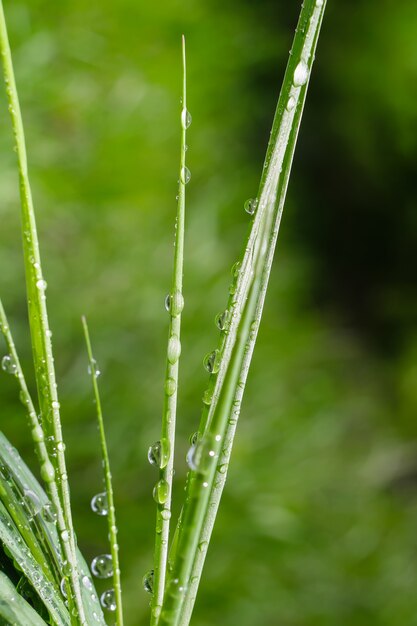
[160,2,328,624]
[82,316,124,626]
[0,572,49,626]
[0,432,106,626]
[149,35,189,623]
[0,3,85,621]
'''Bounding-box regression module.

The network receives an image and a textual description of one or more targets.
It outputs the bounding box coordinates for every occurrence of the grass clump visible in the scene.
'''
[0,0,327,624]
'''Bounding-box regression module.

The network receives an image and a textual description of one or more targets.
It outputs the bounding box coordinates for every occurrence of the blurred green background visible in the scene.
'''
[1,0,417,624]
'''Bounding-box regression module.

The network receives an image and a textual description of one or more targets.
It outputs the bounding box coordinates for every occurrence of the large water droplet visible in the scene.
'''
[203,349,220,374]
[1,355,17,375]
[293,61,309,87]
[40,460,55,483]
[153,479,169,504]
[244,198,258,215]
[91,492,108,516]
[91,554,113,579]
[36,279,47,291]
[100,588,116,612]
[143,569,154,594]
[180,166,191,185]
[181,108,192,129]
[167,335,181,364]
[147,439,170,469]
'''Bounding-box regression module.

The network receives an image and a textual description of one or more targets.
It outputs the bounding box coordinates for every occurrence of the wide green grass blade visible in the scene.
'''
[0,572,49,626]
[160,2,328,625]
[0,432,106,626]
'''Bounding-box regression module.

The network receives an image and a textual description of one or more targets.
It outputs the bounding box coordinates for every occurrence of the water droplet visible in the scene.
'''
[23,490,41,519]
[42,502,57,523]
[32,424,44,443]
[215,310,229,331]
[100,588,116,612]
[167,335,181,364]
[143,569,154,594]
[82,575,93,591]
[231,261,241,278]
[244,198,258,215]
[186,444,200,471]
[91,492,108,516]
[181,108,192,129]
[60,578,68,598]
[180,166,191,185]
[161,508,171,520]
[316,0,323,6]
[165,377,176,397]
[91,554,113,579]
[218,463,228,474]
[52,401,60,410]
[198,541,208,553]
[1,355,17,375]
[165,290,184,317]
[286,96,296,111]
[36,279,47,291]
[147,439,170,468]
[40,460,55,483]
[61,530,69,542]
[293,61,309,87]
[202,389,212,405]
[153,479,169,504]
[203,349,220,374]
[189,432,199,446]
[88,359,101,378]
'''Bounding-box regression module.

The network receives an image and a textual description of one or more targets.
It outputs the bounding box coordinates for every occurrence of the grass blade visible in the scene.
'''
[0,572,49,626]
[149,35,188,623]
[82,316,124,626]
[160,2,328,624]
[0,3,85,621]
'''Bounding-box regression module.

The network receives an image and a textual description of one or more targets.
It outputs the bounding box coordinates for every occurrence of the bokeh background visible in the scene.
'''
[1,1,417,624]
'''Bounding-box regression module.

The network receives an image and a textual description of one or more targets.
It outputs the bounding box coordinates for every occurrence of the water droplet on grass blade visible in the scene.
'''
[180,166,191,185]
[82,575,93,591]
[316,0,323,6]
[143,569,154,594]
[153,479,169,504]
[148,439,170,468]
[244,198,258,215]
[215,310,229,331]
[204,349,220,374]
[36,279,47,291]
[165,377,176,396]
[167,335,181,363]
[91,554,113,579]
[88,359,101,378]
[165,290,184,316]
[100,588,116,612]
[286,96,296,111]
[42,502,57,523]
[1,355,17,375]
[181,108,192,129]
[91,492,108,516]
[60,578,68,598]
[293,61,309,86]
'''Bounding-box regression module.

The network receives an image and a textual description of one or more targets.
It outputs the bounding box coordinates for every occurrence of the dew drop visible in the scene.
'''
[61,530,70,543]
[189,432,199,446]
[167,335,181,364]
[153,479,169,504]
[180,166,191,185]
[60,578,68,598]
[181,108,192,129]
[186,444,199,471]
[88,359,101,378]
[161,508,171,521]
[1,355,17,375]
[293,61,309,87]
[203,349,220,374]
[91,554,113,579]
[316,0,323,6]
[36,279,47,291]
[202,389,212,405]
[148,439,170,469]
[198,541,208,553]
[100,588,116,612]
[165,377,176,397]
[244,198,258,215]
[42,502,57,523]
[165,290,184,317]
[91,492,108,516]
[82,575,93,591]
[32,424,44,443]
[40,460,55,483]
[143,569,154,594]
[215,310,229,331]
[286,96,296,111]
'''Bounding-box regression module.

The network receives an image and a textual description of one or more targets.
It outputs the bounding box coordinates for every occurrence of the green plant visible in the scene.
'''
[0,1,327,624]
